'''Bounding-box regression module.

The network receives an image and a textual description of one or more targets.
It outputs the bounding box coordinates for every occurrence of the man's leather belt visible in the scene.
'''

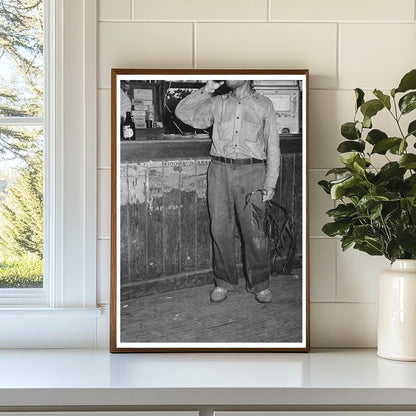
[211,156,265,165]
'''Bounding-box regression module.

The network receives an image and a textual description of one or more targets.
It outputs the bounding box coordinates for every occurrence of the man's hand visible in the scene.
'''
[262,186,275,202]
[204,80,224,94]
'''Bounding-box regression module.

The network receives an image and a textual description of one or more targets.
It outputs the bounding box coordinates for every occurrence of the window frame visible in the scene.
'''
[0,1,49,305]
[0,0,100,347]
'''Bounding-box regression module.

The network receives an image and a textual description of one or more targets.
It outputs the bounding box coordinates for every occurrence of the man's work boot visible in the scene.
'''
[210,286,228,302]
[255,289,272,303]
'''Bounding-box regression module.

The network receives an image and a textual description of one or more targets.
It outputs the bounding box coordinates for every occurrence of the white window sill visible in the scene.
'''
[0,307,102,317]
[0,307,104,348]
[0,349,415,410]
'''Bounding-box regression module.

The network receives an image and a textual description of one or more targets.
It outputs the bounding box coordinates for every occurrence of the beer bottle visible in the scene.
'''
[123,111,136,140]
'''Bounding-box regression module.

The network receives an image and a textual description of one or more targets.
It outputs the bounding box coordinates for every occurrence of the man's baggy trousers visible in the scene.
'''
[207,160,271,293]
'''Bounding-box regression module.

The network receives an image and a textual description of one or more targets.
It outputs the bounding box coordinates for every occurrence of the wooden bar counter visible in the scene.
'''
[120,134,302,301]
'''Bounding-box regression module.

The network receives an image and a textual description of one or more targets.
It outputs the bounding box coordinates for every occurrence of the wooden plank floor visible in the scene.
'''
[121,269,303,343]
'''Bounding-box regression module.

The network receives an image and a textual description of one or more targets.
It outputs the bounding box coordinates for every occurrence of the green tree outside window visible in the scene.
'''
[0,0,44,288]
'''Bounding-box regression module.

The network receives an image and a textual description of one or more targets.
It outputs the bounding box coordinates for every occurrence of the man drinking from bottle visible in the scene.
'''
[175,80,280,303]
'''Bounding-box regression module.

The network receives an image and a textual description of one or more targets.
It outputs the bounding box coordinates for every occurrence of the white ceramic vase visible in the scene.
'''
[378,259,416,361]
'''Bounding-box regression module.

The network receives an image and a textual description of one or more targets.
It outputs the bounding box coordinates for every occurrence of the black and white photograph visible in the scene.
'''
[110,69,309,352]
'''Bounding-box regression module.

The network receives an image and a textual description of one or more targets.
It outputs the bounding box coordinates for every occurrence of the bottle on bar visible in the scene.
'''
[120,116,125,140]
[123,111,136,140]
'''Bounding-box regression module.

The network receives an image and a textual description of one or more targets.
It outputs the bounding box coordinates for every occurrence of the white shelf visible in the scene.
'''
[0,349,415,409]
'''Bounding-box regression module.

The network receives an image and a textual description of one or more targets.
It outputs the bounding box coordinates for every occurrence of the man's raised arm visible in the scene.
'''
[175,80,223,129]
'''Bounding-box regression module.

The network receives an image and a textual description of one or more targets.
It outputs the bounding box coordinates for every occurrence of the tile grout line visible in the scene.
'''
[336,22,340,90]
[333,228,338,303]
[98,19,415,24]
[267,0,271,22]
[130,0,133,20]
[193,22,197,69]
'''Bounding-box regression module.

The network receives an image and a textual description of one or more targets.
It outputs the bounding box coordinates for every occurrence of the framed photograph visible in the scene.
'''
[110,69,310,352]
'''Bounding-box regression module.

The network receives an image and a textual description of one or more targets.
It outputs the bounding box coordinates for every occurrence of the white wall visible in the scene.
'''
[96,0,416,348]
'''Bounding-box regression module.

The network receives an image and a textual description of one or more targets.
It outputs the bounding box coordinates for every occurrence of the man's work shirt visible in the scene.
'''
[175,87,280,189]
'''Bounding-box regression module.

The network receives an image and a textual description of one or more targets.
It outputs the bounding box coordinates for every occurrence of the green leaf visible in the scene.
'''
[373,89,391,110]
[399,139,407,154]
[371,137,402,154]
[322,221,351,237]
[329,175,354,185]
[398,227,416,255]
[337,140,365,153]
[363,115,372,129]
[407,120,416,137]
[355,88,365,110]
[354,241,383,256]
[318,180,331,194]
[399,91,416,115]
[366,129,387,145]
[386,240,402,262]
[353,158,366,174]
[357,195,389,211]
[407,195,416,207]
[384,204,400,222]
[341,122,360,140]
[325,167,352,176]
[326,203,357,220]
[330,176,354,199]
[377,162,406,181]
[410,206,416,222]
[330,175,366,200]
[399,154,416,169]
[391,88,396,98]
[405,174,416,196]
[369,203,383,220]
[365,236,384,251]
[339,152,360,166]
[360,99,384,119]
[341,235,355,251]
[389,139,407,155]
[352,225,373,240]
[406,174,416,187]
[395,69,416,94]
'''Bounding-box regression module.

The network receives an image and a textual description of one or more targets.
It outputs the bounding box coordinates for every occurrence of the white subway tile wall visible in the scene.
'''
[132,0,269,21]
[97,239,110,305]
[311,303,378,347]
[196,23,338,89]
[97,169,111,239]
[310,239,336,302]
[97,0,416,347]
[339,24,416,90]
[98,90,111,168]
[98,22,193,88]
[309,90,354,169]
[336,246,389,303]
[99,0,131,20]
[270,0,414,22]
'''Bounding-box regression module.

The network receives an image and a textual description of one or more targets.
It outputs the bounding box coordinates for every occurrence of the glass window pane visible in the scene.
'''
[0,126,43,288]
[0,0,44,117]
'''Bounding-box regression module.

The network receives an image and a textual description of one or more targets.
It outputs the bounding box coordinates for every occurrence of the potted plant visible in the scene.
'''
[319,68,416,361]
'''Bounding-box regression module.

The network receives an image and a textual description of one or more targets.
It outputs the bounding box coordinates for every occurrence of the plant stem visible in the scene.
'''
[379,214,391,241]
[390,97,406,139]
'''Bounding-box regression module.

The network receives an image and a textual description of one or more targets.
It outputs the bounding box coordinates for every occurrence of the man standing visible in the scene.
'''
[175,80,280,303]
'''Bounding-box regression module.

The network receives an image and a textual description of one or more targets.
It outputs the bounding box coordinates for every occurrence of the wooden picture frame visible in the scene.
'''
[110,69,310,352]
